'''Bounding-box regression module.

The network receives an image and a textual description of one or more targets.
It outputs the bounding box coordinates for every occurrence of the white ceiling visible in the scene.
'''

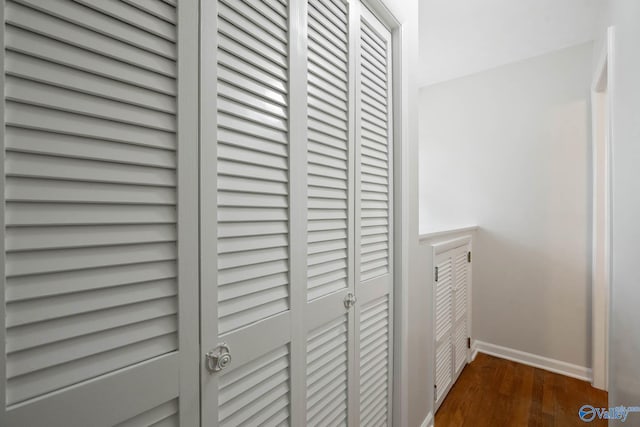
[419,0,603,87]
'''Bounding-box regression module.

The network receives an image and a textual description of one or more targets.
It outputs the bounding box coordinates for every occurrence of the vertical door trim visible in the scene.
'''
[346,1,360,425]
[289,1,309,425]
[350,0,363,422]
[390,20,407,427]
[590,26,614,392]
[466,242,473,365]
[177,1,202,425]
[0,0,7,422]
[199,0,219,423]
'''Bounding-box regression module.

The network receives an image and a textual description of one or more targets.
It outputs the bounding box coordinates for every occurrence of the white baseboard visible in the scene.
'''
[473,340,592,382]
[420,411,434,427]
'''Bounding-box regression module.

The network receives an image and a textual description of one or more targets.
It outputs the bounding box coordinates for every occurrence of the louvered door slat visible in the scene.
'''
[117,398,179,427]
[121,0,176,24]
[7,297,176,353]
[308,0,346,42]
[73,0,176,41]
[5,123,175,164]
[13,0,175,58]
[1,1,197,425]
[6,3,176,77]
[5,77,175,130]
[6,53,175,112]
[218,3,286,53]
[6,28,175,94]
[8,334,178,405]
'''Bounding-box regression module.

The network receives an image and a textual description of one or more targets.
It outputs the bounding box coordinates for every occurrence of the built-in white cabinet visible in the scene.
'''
[433,237,472,411]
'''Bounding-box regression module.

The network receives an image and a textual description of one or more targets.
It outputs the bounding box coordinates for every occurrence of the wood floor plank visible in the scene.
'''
[541,370,555,416]
[435,353,608,427]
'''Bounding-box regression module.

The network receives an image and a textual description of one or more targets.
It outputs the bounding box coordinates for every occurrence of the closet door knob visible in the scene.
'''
[205,343,232,373]
[344,292,357,309]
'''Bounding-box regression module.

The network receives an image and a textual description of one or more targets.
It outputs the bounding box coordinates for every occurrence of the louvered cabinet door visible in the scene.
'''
[304,0,353,425]
[433,242,471,412]
[452,247,470,377]
[354,5,394,426]
[434,252,454,411]
[0,1,199,426]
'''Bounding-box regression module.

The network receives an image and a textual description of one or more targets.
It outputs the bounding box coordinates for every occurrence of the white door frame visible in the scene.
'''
[590,26,614,391]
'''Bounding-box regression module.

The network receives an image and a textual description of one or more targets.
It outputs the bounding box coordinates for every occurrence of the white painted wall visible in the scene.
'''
[596,0,640,409]
[419,0,602,87]
[419,43,594,369]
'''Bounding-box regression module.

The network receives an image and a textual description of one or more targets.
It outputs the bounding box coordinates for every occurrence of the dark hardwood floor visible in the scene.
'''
[435,353,608,427]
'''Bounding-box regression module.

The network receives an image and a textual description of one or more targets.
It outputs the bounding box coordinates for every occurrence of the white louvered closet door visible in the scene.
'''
[354,5,393,426]
[0,1,200,426]
[202,0,301,425]
[202,1,395,426]
[304,0,354,426]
